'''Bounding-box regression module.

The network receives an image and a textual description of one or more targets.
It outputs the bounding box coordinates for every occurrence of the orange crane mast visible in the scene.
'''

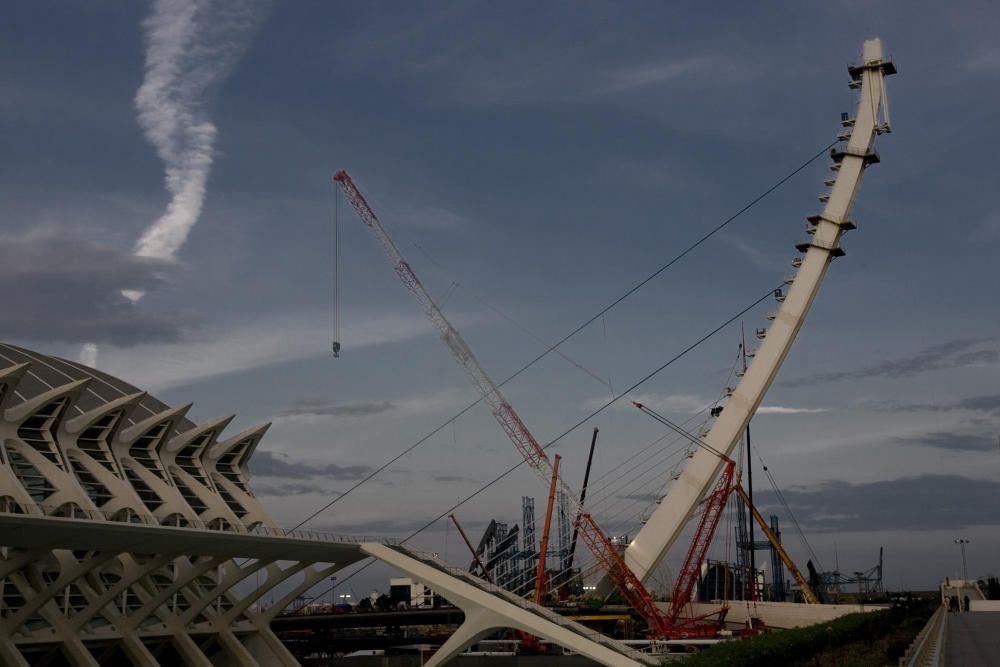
[534,454,561,605]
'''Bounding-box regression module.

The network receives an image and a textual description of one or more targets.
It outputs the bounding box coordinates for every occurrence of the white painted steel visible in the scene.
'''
[362,543,655,667]
[625,39,894,584]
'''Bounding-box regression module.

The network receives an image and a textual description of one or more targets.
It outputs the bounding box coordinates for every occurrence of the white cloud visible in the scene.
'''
[96,309,436,391]
[756,406,827,415]
[132,0,267,265]
[78,343,98,368]
[393,207,467,231]
[272,387,471,425]
[713,231,779,272]
[590,56,720,96]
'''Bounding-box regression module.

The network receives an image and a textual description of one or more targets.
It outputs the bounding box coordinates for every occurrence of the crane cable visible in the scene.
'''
[753,449,824,573]
[297,284,780,608]
[332,184,342,357]
[291,139,838,532]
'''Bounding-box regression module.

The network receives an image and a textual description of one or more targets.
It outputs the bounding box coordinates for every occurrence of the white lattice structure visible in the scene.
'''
[0,344,665,667]
[0,343,367,666]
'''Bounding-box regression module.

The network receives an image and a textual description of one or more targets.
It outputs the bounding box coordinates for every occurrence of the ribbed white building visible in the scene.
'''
[0,343,352,666]
[0,344,662,667]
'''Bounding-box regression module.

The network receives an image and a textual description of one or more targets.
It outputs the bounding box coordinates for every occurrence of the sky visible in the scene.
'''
[3,0,1000,597]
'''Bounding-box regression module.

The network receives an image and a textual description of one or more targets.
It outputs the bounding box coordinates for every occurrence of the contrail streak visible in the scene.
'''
[126,0,266,300]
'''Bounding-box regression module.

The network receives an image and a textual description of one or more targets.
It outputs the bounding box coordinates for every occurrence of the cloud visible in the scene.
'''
[431,474,476,483]
[783,339,998,388]
[251,482,334,497]
[281,400,396,418]
[249,450,372,480]
[78,343,99,368]
[589,56,723,96]
[275,388,471,424]
[95,309,436,391]
[957,395,1000,413]
[755,475,1000,532]
[131,0,267,268]
[756,406,827,415]
[713,231,778,272]
[876,393,1000,416]
[0,229,191,345]
[393,207,467,231]
[893,431,998,452]
[965,49,1000,71]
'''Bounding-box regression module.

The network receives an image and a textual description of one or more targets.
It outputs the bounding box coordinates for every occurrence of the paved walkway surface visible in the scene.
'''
[945,612,1000,666]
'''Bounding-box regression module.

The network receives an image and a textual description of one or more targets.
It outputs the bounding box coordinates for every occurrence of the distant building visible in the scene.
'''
[389,577,434,608]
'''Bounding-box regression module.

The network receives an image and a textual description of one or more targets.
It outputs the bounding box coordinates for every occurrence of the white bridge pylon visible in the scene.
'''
[624,38,895,585]
[362,543,656,667]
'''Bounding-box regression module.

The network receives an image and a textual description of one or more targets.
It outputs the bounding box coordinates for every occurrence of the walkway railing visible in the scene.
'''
[899,604,946,667]
[0,504,400,546]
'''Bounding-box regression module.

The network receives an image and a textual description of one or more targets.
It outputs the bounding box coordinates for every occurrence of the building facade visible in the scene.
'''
[0,343,336,666]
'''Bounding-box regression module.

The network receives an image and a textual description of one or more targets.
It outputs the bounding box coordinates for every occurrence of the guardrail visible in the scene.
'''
[0,505,400,546]
[899,603,946,667]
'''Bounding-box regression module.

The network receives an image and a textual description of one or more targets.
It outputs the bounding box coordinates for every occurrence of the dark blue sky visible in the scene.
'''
[3,1,999,591]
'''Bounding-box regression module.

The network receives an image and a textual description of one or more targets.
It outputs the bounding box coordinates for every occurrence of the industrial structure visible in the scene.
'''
[0,343,343,665]
[0,38,895,666]
[335,37,894,650]
[621,37,894,590]
[0,343,653,667]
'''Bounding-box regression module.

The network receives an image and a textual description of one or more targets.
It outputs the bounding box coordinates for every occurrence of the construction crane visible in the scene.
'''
[333,170,675,638]
[631,402,740,635]
[562,427,599,591]
[534,455,562,604]
[633,400,819,618]
[449,514,494,584]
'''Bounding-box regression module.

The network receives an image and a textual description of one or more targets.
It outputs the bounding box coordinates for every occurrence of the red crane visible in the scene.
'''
[632,402,748,636]
[333,170,718,638]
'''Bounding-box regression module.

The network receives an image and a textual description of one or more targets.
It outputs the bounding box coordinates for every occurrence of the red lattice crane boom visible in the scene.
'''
[333,170,671,636]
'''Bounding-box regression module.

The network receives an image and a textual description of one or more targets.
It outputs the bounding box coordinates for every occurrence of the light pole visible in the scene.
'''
[954,539,970,580]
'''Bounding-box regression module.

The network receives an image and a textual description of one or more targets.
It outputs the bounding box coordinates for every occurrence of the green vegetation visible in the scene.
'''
[682,598,935,667]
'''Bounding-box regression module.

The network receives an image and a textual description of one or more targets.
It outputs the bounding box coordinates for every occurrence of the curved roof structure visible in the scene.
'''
[0,342,309,665]
[0,342,195,432]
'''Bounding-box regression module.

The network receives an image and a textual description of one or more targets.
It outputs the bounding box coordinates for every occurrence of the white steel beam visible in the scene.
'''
[624,38,894,584]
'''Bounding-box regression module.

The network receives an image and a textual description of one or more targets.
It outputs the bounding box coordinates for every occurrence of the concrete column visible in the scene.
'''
[119,635,162,667]
[170,631,215,667]
[242,630,301,667]
[0,639,31,667]
[215,629,262,667]
[423,607,502,667]
[58,637,101,667]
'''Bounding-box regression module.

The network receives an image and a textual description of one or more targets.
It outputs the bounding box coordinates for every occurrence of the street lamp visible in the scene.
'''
[954,539,970,580]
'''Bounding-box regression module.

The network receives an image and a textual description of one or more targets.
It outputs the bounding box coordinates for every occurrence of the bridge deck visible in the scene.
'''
[0,512,375,563]
[944,612,1000,666]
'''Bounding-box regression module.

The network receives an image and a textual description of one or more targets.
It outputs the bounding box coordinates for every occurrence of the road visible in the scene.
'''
[945,611,1000,666]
